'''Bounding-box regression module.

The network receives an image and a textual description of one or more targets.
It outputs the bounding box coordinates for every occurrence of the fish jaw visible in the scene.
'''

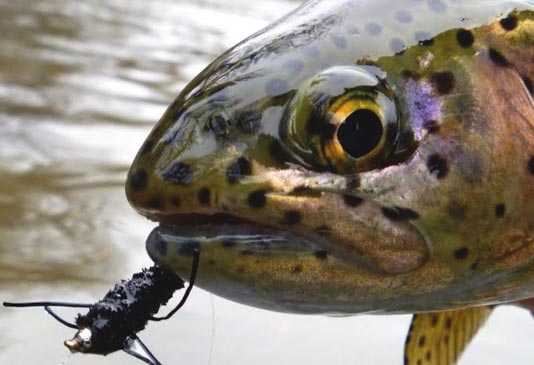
[145,222,431,314]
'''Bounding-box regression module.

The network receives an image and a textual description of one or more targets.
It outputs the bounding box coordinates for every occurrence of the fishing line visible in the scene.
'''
[208,294,215,365]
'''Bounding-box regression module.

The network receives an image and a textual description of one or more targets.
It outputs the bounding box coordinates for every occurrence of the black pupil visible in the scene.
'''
[336,109,383,159]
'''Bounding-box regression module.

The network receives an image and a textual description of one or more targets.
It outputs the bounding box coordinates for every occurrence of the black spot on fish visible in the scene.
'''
[427,153,449,179]
[237,112,260,134]
[423,120,440,133]
[454,247,469,259]
[456,29,474,48]
[139,140,154,156]
[147,197,164,209]
[418,335,426,347]
[529,156,534,175]
[314,225,332,237]
[198,188,210,206]
[431,314,439,327]
[395,10,413,23]
[282,210,301,225]
[500,15,518,31]
[343,194,364,207]
[227,156,252,184]
[489,48,510,67]
[269,139,292,164]
[330,33,347,49]
[129,170,148,192]
[382,207,420,221]
[266,78,290,96]
[426,351,432,361]
[495,203,506,218]
[291,265,303,274]
[470,261,480,270]
[522,76,534,94]
[248,190,267,208]
[390,37,406,54]
[314,250,328,260]
[162,162,193,185]
[221,239,237,248]
[240,249,254,256]
[444,335,450,344]
[430,72,456,94]
[347,174,361,190]
[422,36,437,47]
[365,22,382,35]
[415,31,434,46]
[178,241,200,256]
[170,196,181,207]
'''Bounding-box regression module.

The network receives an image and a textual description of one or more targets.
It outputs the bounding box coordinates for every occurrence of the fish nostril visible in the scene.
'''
[207,113,232,138]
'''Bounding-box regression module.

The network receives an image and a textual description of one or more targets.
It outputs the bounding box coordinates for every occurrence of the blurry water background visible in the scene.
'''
[0,0,533,364]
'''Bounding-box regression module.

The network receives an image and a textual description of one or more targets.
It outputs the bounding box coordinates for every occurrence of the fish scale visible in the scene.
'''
[125,1,534,364]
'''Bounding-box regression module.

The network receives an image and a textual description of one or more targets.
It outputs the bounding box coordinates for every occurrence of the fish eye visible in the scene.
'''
[281,66,399,173]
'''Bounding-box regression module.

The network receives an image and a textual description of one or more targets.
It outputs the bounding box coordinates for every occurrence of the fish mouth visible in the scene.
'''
[146,209,330,275]
[154,212,263,227]
[145,212,358,315]
[146,212,328,259]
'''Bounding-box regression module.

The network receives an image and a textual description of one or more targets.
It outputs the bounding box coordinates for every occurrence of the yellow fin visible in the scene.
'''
[404,306,493,365]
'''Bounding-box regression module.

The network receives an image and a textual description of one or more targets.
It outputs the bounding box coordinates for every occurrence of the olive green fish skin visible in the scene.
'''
[127,0,534,314]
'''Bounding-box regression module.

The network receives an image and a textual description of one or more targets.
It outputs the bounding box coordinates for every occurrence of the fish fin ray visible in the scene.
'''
[404,306,493,365]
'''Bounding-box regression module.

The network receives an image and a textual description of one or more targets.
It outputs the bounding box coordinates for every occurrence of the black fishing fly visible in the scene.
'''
[3,249,199,365]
